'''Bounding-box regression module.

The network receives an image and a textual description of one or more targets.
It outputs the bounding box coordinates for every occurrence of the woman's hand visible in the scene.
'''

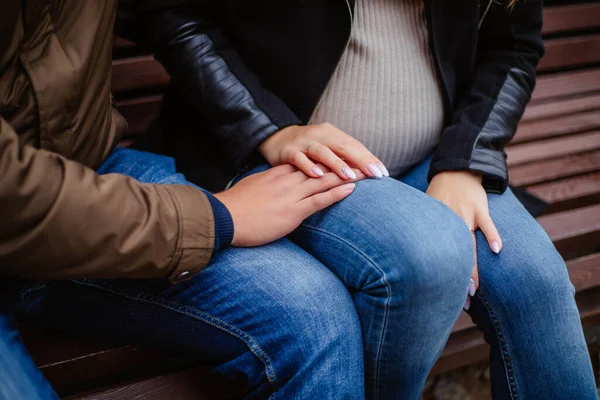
[259,124,389,180]
[426,171,502,310]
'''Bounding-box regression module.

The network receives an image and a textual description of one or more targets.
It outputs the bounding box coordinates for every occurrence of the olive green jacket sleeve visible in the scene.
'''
[0,117,215,282]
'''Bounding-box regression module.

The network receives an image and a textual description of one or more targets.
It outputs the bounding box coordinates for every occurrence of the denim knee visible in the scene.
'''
[298,178,475,305]
[357,199,474,306]
[477,221,574,314]
[400,206,473,301]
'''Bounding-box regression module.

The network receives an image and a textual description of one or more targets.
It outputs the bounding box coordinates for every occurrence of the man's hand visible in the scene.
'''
[215,164,364,247]
[259,124,389,180]
[426,171,503,310]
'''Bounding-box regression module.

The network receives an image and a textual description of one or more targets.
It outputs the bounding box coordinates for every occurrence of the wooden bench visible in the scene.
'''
[21,2,600,398]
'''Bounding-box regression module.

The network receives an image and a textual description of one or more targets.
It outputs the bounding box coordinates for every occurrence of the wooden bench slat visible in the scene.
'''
[577,286,600,329]
[113,37,136,49]
[526,172,600,213]
[538,203,600,257]
[506,130,600,167]
[66,366,238,400]
[451,312,473,333]
[111,56,169,93]
[431,327,488,375]
[509,150,600,187]
[538,34,600,72]
[542,3,600,36]
[539,203,600,243]
[26,334,121,369]
[531,68,600,103]
[514,109,600,144]
[116,95,162,136]
[568,253,600,293]
[522,93,600,123]
[26,331,176,396]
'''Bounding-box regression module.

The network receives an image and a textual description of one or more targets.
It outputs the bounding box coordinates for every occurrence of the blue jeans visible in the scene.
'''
[2,148,597,399]
[0,283,59,400]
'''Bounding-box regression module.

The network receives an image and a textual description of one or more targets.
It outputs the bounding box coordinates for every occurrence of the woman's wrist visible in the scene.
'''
[258,125,299,160]
[431,170,482,186]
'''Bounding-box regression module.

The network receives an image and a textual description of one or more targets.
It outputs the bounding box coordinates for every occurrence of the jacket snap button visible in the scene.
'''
[176,271,191,281]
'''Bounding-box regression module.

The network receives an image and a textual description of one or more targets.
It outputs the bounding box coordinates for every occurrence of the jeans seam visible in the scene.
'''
[476,289,520,400]
[298,224,390,400]
[69,279,279,386]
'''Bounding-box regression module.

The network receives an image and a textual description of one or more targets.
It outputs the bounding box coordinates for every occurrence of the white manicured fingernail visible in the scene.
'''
[312,166,324,177]
[342,166,357,180]
[342,183,356,192]
[377,163,390,177]
[464,296,471,311]
[469,279,477,297]
[491,241,501,254]
[367,163,383,178]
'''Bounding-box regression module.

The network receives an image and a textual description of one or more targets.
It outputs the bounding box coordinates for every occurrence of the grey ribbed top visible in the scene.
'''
[309,0,445,177]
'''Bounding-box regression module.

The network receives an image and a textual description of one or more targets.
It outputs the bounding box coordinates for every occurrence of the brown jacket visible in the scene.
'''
[0,0,215,282]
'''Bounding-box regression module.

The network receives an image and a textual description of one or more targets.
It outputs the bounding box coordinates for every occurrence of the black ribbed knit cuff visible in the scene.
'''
[205,193,234,251]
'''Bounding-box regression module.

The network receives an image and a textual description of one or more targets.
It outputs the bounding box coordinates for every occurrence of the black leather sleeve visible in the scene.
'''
[127,1,301,169]
[428,1,544,193]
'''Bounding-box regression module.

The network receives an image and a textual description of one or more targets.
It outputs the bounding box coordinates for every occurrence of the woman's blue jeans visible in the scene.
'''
[1,148,596,399]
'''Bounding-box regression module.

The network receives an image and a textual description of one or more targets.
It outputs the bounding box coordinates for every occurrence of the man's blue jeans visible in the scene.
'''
[1,148,597,399]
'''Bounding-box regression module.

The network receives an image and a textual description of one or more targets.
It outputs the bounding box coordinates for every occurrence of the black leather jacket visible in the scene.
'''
[126,0,544,193]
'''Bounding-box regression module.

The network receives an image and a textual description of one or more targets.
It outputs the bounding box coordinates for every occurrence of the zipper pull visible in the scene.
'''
[478,0,493,30]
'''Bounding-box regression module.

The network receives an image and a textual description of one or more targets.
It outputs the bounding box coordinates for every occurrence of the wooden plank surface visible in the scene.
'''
[509,151,600,186]
[514,110,600,144]
[522,93,600,123]
[542,3,600,35]
[431,326,488,375]
[25,331,184,397]
[526,172,600,213]
[116,96,162,135]
[539,203,600,243]
[538,203,600,257]
[113,36,136,49]
[577,286,600,329]
[111,56,169,93]
[531,68,600,103]
[507,130,600,167]
[66,367,240,400]
[568,253,600,293]
[538,34,600,72]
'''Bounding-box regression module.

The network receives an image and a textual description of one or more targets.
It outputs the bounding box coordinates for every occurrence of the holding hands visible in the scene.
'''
[223,121,503,312]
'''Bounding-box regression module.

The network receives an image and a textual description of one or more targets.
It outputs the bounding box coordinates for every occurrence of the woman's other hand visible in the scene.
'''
[258,124,389,180]
[426,171,503,310]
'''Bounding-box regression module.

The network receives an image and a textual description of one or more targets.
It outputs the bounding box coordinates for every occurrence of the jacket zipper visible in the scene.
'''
[308,0,354,122]
[478,0,493,30]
